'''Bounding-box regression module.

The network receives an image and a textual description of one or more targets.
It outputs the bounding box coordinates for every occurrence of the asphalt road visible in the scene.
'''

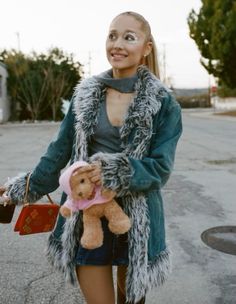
[0,109,235,304]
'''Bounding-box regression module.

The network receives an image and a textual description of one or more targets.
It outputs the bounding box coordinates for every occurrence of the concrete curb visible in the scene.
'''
[183,109,236,122]
[0,121,61,128]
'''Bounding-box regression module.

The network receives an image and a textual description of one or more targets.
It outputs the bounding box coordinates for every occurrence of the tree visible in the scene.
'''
[0,48,83,121]
[34,48,83,120]
[188,0,236,91]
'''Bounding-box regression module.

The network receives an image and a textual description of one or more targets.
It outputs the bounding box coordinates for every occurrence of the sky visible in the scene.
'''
[0,0,212,88]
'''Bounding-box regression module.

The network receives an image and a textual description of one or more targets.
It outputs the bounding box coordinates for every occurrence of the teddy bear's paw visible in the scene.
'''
[108,218,131,235]
[80,237,103,250]
[101,188,116,199]
[60,206,72,218]
[80,228,104,250]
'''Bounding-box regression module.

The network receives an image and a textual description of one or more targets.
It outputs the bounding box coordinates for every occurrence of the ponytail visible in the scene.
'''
[144,35,160,78]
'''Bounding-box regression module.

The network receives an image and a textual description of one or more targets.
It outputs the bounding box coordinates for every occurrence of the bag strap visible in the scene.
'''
[24,173,54,205]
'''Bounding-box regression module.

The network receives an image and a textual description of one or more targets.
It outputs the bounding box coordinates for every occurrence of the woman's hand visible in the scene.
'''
[76,162,102,186]
[0,186,11,205]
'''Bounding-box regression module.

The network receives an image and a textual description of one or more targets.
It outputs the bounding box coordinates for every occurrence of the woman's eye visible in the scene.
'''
[108,33,116,40]
[125,34,135,41]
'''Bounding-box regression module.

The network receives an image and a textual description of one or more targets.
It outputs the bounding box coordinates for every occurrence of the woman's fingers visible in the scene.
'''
[0,193,11,205]
[89,168,102,185]
[87,164,102,184]
[76,165,94,174]
[0,186,7,196]
[88,168,100,178]
[0,186,10,205]
[73,163,102,185]
[86,163,102,185]
[89,175,102,185]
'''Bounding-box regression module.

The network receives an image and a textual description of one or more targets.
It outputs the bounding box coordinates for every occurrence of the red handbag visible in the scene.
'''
[14,174,59,235]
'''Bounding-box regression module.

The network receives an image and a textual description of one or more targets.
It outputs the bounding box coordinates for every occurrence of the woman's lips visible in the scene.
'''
[111,53,127,59]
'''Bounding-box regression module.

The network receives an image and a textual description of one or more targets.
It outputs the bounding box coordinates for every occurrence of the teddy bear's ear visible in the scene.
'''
[71,168,81,177]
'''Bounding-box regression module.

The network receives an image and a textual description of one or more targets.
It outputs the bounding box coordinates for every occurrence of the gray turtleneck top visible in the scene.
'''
[88,95,123,156]
[88,70,137,156]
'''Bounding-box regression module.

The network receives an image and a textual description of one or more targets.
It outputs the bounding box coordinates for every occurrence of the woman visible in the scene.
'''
[2,11,182,304]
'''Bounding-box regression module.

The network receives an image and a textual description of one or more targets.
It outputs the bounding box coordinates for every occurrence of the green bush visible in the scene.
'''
[217,86,236,98]
[0,48,83,121]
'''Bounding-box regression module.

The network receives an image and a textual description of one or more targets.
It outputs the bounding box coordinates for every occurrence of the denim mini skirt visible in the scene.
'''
[76,216,129,266]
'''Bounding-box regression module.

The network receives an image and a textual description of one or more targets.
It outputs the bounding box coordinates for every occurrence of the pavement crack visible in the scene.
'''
[0,260,40,266]
[24,272,54,304]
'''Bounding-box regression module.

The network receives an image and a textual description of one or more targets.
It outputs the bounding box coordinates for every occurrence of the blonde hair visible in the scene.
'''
[115,11,160,78]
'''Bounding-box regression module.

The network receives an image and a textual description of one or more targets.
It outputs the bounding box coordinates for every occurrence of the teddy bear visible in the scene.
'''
[59,161,131,249]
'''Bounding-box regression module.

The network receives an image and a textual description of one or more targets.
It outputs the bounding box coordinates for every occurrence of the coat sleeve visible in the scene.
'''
[90,94,182,196]
[128,101,182,192]
[6,102,75,204]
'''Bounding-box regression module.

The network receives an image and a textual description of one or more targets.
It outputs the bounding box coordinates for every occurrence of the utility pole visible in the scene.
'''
[16,32,21,51]
[88,51,92,77]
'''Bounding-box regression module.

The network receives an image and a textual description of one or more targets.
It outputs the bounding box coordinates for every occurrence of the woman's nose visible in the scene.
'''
[113,37,124,49]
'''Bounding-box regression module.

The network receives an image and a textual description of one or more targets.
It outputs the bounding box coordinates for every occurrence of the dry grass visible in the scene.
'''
[214,110,236,117]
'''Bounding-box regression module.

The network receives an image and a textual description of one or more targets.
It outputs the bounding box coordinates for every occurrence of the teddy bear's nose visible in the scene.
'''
[78,192,83,197]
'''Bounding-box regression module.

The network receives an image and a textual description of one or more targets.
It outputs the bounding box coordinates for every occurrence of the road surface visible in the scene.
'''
[0,109,235,304]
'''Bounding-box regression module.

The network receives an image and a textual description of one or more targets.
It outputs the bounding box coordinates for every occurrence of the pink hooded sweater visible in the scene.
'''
[59,161,113,211]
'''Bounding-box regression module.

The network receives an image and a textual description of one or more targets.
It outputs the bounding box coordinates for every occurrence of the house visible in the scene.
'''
[0,62,10,123]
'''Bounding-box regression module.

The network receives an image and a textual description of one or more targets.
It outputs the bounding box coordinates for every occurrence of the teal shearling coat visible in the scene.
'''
[7,66,182,302]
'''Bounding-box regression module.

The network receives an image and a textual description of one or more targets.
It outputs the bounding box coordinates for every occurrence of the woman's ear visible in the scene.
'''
[140,41,153,65]
[144,41,153,57]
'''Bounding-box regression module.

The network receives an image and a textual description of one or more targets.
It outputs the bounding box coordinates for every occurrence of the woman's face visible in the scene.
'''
[106,15,152,78]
